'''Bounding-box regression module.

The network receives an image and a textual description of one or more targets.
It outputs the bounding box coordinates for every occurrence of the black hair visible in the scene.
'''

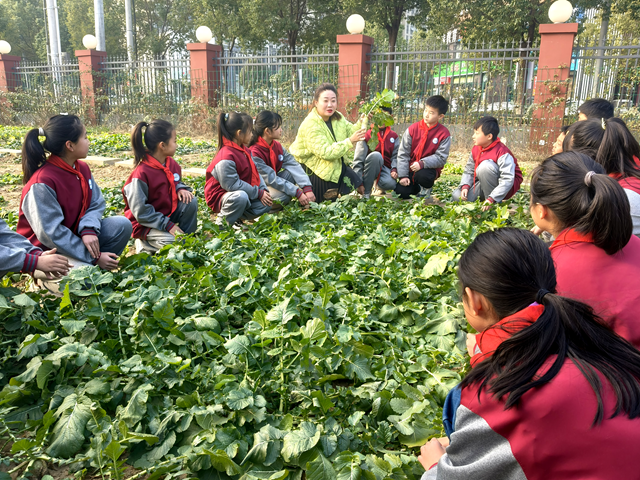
[131,119,175,166]
[560,125,570,134]
[381,106,393,115]
[473,116,500,140]
[22,114,85,184]
[578,98,614,120]
[217,112,253,148]
[530,151,632,255]
[425,95,449,115]
[458,227,640,423]
[250,110,283,147]
[313,83,342,122]
[565,118,640,180]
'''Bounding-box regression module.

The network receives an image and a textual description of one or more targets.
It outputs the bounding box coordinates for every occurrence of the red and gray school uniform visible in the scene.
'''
[0,218,42,277]
[551,228,640,348]
[610,173,640,236]
[425,304,640,479]
[249,139,313,204]
[396,121,451,198]
[17,157,132,264]
[205,141,270,225]
[353,127,399,193]
[122,154,197,239]
[454,139,523,204]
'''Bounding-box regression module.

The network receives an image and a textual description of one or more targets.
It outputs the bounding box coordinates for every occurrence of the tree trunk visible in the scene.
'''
[288,30,298,91]
[386,26,399,90]
[592,1,611,97]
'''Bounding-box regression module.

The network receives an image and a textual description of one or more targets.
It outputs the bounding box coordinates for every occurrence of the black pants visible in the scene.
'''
[306,161,363,202]
[395,168,438,199]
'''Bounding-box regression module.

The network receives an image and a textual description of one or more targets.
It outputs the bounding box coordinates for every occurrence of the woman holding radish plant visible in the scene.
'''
[289,83,372,201]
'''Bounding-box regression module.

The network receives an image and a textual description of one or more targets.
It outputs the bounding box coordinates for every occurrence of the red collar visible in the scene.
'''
[549,228,594,251]
[479,138,502,154]
[471,304,545,367]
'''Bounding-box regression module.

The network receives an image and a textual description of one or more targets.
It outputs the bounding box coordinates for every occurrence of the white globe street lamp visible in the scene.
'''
[196,26,213,44]
[549,0,573,24]
[346,14,365,34]
[82,34,98,50]
[0,40,11,55]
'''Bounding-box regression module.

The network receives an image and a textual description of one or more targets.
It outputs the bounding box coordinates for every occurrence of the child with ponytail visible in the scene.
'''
[417,228,640,479]
[205,112,272,225]
[529,151,640,347]
[124,120,198,254]
[563,117,640,234]
[17,115,132,276]
[249,110,315,208]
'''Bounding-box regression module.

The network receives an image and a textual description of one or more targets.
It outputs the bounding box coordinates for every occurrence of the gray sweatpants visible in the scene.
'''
[135,199,199,254]
[452,160,500,202]
[219,191,271,225]
[268,170,297,205]
[361,152,397,194]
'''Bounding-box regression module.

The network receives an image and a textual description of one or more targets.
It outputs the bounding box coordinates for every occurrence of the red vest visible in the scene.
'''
[407,122,450,179]
[551,229,640,349]
[205,145,259,212]
[123,157,182,239]
[470,139,523,200]
[364,127,398,169]
[249,140,285,173]
[17,160,94,249]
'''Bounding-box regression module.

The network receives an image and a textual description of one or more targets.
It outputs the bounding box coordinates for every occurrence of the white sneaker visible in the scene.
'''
[135,238,155,254]
[417,187,432,198]
[362,193,371,200]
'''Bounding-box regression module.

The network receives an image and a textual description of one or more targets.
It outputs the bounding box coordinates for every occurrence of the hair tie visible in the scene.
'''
[536,289,550,304]
[38,128,45,136]
[224,113,229,122]
[601,118,606,130]
[584,170,596,187]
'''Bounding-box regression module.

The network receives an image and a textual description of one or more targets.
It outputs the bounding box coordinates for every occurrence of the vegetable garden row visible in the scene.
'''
[0,154,532,480]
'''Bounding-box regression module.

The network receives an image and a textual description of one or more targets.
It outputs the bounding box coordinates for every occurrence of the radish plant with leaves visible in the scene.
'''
[0,178,531,480]
[359,90,396,152]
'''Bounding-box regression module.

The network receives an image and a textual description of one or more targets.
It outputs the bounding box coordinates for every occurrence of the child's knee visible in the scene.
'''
[452,188,462,201]
[477,160,499,177]
[367,152,384,166]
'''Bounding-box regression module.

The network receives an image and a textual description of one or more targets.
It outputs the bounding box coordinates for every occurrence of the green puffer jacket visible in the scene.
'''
[289,108,363,183]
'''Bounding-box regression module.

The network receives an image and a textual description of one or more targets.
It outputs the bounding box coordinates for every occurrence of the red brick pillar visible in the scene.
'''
[75,49,107,125]
[187,43,223,107]
[0,54,21,92]
[530,23,578,153]
[336,34,374,116]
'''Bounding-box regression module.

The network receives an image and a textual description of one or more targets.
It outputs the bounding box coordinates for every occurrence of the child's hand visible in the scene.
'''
[37,248,71,278]
[97,252,119,271]
[391,171,398,179]
[481,202,492,212]
[460,188,469,201]
[169,224,184,236]
[177,189,194,203]
[417,438,446,471]
[531,225,544,236]
[410,161,421,172]
[466,333,477,357]
[261,191,273,207]
[82,234,101,259]
[399,178,410,186]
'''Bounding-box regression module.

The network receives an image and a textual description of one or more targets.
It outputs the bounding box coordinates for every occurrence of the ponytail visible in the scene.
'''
[595,117,640,180]
[530,151,632,255]
[249,110,283,147]
[130,119,175,166]
[217,112,252,148]
[458,228,640,423]
[22,114,85,184]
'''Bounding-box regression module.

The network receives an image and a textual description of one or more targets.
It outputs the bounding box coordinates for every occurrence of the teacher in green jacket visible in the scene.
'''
[290,83,369,201]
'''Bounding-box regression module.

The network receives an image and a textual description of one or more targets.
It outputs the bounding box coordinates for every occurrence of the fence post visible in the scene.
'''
[0,54,21,92]
[336,34,374,116]
[187,43,223,107]
[530,23,578,152]
[75,49,107,125]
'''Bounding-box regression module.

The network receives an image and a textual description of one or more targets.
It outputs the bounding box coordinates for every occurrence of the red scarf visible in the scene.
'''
[142,154,178,215]
[257,136,279,172]
[377,127,392,161]
[549,228,594,252]
[223,138,262,187]
[411,120,438,168]
[470,304,545,367]
[47,154,91,232]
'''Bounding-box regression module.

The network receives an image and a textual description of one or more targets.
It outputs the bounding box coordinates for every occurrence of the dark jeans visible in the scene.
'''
[306,161,363,202]
[395,168,438,199]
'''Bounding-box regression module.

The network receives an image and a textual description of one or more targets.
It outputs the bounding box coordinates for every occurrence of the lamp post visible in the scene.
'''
[0,41,11,55]
[0,41,20,92]
[548,0,573,24]
[346,14,365,35]
[196,26,213,43]
[82,35,98,50]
